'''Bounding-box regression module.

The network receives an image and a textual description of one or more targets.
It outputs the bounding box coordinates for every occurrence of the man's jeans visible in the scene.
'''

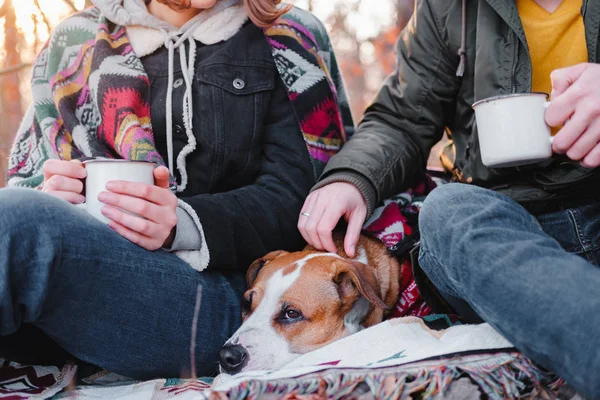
[0,188,245,379]
[418,183,600,399]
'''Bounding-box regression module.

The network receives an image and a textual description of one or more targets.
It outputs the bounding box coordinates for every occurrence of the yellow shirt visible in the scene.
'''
[517,0,588,98]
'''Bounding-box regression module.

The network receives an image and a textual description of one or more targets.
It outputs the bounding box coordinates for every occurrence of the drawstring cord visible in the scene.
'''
[158,0,241,191]
[456,0,467,77]
[164,20,200,190]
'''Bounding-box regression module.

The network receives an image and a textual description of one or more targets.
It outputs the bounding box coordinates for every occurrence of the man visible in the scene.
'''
[298,0,600,397]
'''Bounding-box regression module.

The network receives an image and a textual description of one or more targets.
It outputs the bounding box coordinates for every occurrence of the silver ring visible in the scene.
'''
[301,212,311,217]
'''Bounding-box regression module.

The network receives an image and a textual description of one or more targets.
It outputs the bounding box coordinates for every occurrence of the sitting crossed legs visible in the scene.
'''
[417,183,600,396]
[0,188,245,379]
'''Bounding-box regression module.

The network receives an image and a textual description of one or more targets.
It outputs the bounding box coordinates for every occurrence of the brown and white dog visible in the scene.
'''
[218,234,409,374]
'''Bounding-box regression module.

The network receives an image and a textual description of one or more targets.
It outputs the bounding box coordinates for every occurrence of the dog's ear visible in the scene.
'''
[246,250,289,287]
[332,259,389,310]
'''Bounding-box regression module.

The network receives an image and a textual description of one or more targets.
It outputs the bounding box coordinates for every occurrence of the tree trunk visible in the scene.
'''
[0,0,24,187]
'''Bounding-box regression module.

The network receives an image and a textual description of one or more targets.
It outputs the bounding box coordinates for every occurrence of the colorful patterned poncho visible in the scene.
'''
[7,6,353,188]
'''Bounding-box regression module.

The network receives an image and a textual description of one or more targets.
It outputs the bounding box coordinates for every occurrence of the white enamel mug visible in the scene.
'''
[75,159,155,224]
[472,92,553,168]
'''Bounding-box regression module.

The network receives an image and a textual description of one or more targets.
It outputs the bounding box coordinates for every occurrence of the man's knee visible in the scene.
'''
[419,183,503,237]
[418,183,503,271]
[420,184,474,237]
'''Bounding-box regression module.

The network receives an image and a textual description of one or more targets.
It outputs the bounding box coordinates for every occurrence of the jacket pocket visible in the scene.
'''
[195,62,275,189]
[531,161,598,192]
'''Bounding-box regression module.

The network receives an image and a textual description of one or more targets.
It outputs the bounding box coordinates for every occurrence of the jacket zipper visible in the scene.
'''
[511,31,519,93]
[582,0,589,17]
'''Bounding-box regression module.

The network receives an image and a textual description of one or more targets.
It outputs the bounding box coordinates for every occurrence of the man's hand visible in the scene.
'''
[546,63,600,168]
[99,166,178,251]
[41,159,86,204]
[298,182,367,258]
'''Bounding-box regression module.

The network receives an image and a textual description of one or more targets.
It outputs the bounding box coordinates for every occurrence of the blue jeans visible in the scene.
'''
[0,188,245,379]
[418,183,600,399]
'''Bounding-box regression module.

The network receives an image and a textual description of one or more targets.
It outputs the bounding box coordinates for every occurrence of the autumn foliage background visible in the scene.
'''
[0,0,435,188]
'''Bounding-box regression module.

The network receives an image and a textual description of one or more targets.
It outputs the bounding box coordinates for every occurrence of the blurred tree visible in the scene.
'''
[0,0,85,186]
[372,2,413,76]
[62,0,95,11]
[327,1,367,120]
[0,0,25,187]
[327,0,415,120]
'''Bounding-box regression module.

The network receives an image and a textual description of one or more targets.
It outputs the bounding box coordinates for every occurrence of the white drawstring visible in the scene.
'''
[159,0,241,192]
[163,20,200,190]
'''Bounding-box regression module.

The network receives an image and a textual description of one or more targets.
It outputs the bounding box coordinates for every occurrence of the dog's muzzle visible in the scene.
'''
[219,344,249,374]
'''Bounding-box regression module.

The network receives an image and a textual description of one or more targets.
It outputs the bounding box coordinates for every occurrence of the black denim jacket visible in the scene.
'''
[141,23,315,271]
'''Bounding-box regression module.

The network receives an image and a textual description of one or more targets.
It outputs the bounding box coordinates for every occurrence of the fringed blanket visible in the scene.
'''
[0,316,573,399]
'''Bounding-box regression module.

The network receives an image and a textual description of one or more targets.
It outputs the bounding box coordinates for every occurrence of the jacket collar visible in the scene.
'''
[483,0,527,45]
[93,0,248,57]
[126,1,248,57]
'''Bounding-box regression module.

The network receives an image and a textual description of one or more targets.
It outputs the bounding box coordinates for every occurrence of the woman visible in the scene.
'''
[1,0,351,378]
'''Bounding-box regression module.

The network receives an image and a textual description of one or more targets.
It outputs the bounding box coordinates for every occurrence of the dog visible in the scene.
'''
[218,233,409,374]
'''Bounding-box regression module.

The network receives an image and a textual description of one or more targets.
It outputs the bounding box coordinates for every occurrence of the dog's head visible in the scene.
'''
[219,250,389,374]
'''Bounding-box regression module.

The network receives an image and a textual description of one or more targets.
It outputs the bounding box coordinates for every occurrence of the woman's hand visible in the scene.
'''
[99,166,178,251]
[41,159,87,204]
[546,63,600,168]
[298,182,367,258]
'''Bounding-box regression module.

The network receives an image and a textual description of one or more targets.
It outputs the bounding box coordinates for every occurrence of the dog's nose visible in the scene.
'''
[219,344,249,374]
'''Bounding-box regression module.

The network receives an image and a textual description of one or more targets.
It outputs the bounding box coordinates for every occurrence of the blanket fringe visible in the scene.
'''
[214,352,563,400]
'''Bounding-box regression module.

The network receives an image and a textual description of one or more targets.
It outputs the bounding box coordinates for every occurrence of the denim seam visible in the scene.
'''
[567,208,591,251]
[418,247,462,299]
[566,208,599,264]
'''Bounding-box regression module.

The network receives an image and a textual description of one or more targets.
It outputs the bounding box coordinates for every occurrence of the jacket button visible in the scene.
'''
[233,78,245,90]
[174,124,184,136]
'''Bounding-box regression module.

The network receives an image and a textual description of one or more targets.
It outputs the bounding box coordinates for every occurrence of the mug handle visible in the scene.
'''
[544,101,554,145]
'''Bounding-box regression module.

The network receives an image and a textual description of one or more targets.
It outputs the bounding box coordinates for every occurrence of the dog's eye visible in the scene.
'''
[282,309,302,321]
[286,310,300,319]
[277,303,304,323]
